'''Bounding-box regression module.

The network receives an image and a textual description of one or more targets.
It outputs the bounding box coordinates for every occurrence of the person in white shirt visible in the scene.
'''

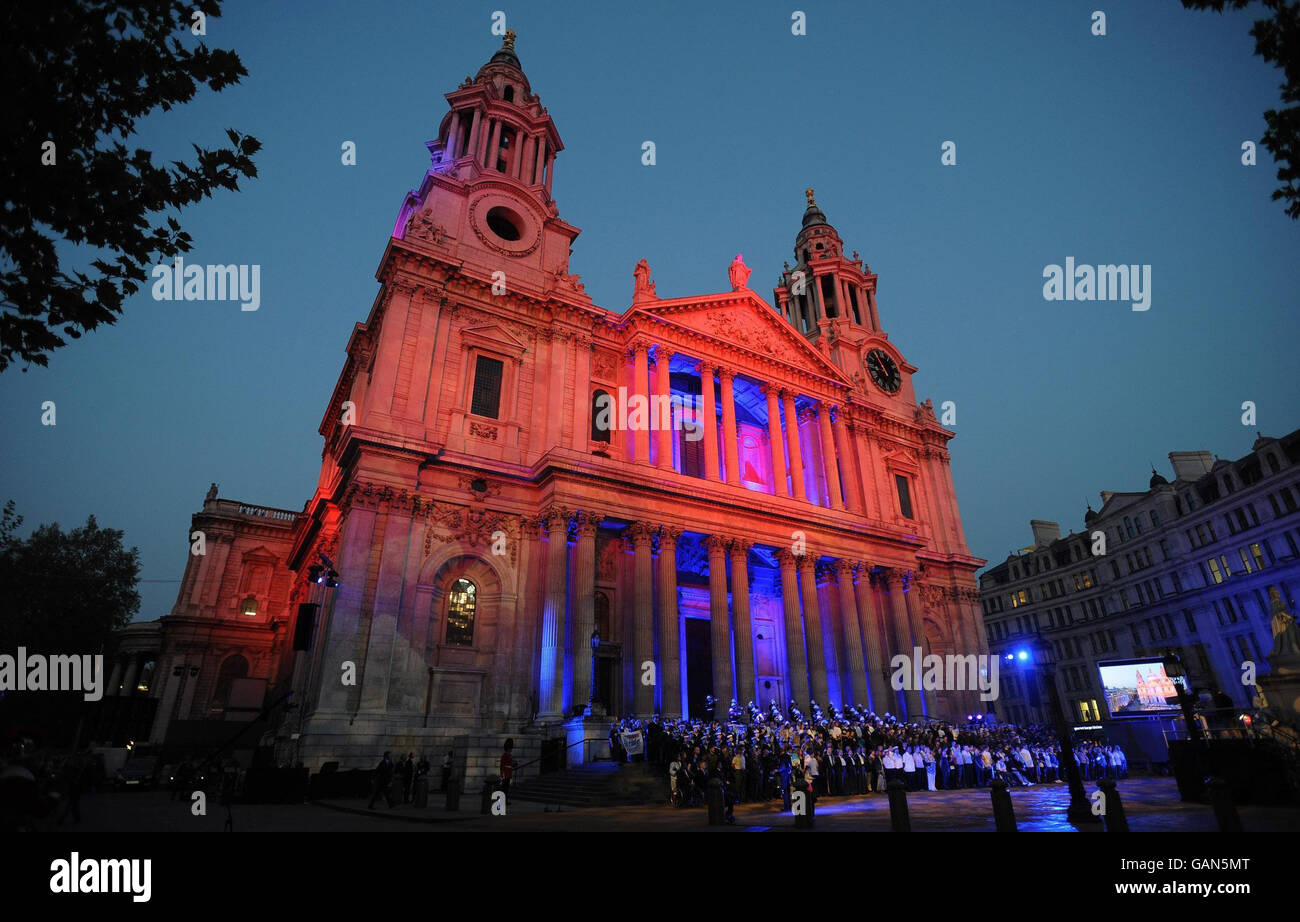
[1019,746,1035,782]
[922,746,937,791]
[901,747,917,791]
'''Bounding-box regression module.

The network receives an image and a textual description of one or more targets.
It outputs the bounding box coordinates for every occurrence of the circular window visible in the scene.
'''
[485,207,522,241]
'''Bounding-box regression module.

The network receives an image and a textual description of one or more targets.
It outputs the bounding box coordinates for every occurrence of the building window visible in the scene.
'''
[470,355,505,419]
[1171,571,1183,593]
[445,578,477,646]
[1150,510,1160,527]
[590,389,611,443]
[241,596,258,617]
[1208,558,1225,584]
[1238,547,1254,574]
[1250,543,1267,570]
[594,591,611,638]
[1184,610,1197,634]
[895,474,914,519]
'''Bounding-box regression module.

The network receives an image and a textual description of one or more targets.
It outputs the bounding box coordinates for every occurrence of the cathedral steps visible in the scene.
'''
[509,761,664,807]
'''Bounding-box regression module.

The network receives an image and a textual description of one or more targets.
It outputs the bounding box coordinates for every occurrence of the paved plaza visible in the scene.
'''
[53,776,1300,833]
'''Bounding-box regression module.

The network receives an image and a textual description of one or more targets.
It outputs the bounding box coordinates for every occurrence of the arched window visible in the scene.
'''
[503,85,515,103]
[240,596,258,617]
[590,389,611,443]
[212,655,249,712]
[446,578,477,646]
[594,591,611,640]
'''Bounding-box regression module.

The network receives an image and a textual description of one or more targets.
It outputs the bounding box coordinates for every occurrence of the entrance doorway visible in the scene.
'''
[594,645,622,716]
[684,617,713,719]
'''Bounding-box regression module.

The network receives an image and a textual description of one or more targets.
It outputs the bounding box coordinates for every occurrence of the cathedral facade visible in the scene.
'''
[137,33,987,772]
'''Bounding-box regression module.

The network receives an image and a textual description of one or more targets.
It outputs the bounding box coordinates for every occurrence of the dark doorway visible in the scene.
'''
[684,617,713,719]
[540,737,565,774]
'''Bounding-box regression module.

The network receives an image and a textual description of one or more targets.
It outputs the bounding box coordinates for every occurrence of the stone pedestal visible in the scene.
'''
[565,714,612,768]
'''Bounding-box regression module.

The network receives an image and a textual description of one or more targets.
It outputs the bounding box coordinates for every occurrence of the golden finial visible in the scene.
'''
[805,188,816,206]
[503,29,516,50]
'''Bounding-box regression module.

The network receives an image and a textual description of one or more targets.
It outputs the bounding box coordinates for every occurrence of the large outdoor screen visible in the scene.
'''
[1096,658,1184,719]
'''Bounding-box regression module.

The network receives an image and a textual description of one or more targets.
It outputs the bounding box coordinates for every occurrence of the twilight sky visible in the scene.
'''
[3,0,1297,622]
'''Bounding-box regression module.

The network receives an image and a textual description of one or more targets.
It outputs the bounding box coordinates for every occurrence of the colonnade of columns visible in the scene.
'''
[536,504,942,722]
[622,343,869,513]
[104,651,155,698]
[444,106,555,193]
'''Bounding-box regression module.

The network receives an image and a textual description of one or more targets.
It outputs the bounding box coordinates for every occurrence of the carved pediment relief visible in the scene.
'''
[459,322,529,358]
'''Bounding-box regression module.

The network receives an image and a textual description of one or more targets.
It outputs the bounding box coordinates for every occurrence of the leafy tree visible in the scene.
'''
[1,0,260,372]
[1183,1,1300,219]
[0,509,141,656]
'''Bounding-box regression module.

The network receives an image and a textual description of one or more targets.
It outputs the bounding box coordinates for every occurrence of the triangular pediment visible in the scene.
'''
[460,323,529,356]
[633,293,850,383]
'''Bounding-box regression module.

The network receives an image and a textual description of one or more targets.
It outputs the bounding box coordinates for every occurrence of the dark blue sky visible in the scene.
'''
[3,0,1297,622]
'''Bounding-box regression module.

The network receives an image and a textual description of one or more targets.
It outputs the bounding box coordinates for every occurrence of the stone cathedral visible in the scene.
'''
[117,33,988,773]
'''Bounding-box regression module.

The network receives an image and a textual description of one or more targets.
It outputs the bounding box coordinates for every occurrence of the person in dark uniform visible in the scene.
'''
[368,751,395,809]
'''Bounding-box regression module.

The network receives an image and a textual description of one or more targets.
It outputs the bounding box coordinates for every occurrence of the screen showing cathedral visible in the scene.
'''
[1096,658,1183,718]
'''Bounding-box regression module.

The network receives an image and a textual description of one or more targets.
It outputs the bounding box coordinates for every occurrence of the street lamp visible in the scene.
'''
[587,628,601,715]
[1030,633,1100,825]
[1161,650,1204,742]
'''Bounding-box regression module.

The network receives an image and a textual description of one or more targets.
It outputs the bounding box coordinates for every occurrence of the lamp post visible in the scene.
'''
[1161,651,1204,742]
[1030,634,1100,825]
[587,628,601,716]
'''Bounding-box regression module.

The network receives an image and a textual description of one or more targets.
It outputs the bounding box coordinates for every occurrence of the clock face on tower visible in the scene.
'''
[865,349,901,393]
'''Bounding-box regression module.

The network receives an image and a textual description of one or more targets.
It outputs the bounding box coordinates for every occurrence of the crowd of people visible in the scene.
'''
[609,700,1126,813]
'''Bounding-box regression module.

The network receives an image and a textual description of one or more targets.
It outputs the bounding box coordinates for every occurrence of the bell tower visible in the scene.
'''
[390,30,582,300]
[773,190,915,407]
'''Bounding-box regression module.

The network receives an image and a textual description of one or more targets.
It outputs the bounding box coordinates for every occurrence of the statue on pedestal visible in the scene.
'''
[632,258,657,302]
[728,254,752,291]
[1269,587,1300,661]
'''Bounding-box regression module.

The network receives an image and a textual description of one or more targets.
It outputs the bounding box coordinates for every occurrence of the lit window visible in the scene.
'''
[1208,558,1224,584]
[241,596,258,617]
[445,578,477,646]
[1238,547,1253,574]
[1250,543,1267,569]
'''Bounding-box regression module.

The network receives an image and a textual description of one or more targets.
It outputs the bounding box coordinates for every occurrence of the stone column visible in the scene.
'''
[817,402,844,510]
[720,368,740,484]
[486,119,503,169]
[106,657,125,697]
[627,523,656,715]
[705,535,733,708]
[700,363,721,481]
[835,560,869,708]
[533,138,546,186]
[654,347,674,470]
[545,153,555,194]
[121,655,141,698]
[520,134,535,183]
[797,555,831,707]
[776,550,809,711]
[881,568,923,719]
[539,506,570,717]
[782,391,806,501]
[632,343,650,463]
[832,406,861,512]
[763,384,789,496]
[729,539,756,707]
[467,109,482,163]
[656,526,682,717]
[446,112,462,159]
[901,576,938,717]
[853,564,894,715]
[572,512,602,709]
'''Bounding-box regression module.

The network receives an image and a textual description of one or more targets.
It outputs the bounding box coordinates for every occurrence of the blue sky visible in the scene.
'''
[3,0,1297,621]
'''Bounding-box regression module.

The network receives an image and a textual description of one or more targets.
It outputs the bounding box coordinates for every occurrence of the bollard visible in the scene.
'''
[413,776,428,809]
[1097,779,1128,832]
[887,780,911,832]
[1206,776,1243,832]
[444,776,460,812]
[706,777,725,826]
[990,778,1017,832]
[480,774,500,815]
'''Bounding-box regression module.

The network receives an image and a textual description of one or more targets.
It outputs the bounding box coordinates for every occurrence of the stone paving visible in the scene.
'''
[52,776,1300,833]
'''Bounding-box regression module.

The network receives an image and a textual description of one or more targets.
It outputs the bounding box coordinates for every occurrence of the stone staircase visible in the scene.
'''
[510,760,665,808]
